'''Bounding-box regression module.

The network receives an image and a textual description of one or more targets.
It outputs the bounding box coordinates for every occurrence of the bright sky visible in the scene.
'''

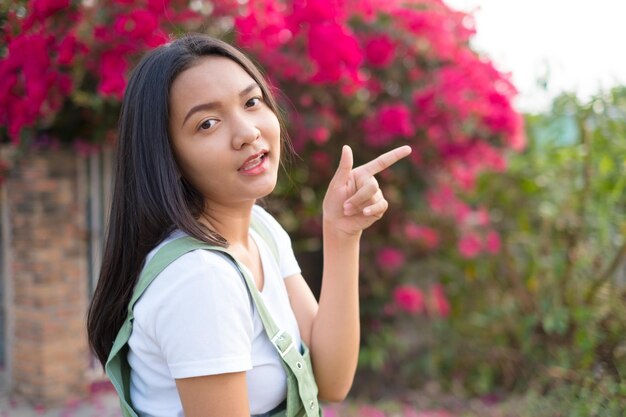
[444,0,626,112]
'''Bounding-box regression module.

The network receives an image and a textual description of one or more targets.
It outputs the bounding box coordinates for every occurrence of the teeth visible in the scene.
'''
[241,154,264,170]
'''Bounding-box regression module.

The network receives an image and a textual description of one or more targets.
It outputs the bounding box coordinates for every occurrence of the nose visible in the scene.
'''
[232,112,261,149]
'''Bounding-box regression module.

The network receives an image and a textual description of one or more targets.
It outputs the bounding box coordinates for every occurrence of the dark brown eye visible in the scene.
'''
[200,119,218,130]
[245,97,262,108]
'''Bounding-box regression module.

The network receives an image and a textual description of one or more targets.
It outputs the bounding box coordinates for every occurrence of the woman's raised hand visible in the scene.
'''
[323,145,412,237]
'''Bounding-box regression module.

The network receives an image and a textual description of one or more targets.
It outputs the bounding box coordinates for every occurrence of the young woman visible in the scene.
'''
[87,34,411,417]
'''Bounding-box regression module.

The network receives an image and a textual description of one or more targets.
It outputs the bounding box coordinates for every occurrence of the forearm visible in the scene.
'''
[309,222,361,401]
[308,144,411,401]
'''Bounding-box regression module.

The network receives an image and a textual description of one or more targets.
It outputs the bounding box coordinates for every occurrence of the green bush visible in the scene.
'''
[361,88,626,403]
[439,87,626,394]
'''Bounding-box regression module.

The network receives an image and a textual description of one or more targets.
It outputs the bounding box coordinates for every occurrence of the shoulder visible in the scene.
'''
[135,246,251,325]
[252,204,290,238]
[149,247,243,294]
[130,246,255,380]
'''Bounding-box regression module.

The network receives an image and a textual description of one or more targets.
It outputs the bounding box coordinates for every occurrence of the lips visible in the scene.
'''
[238,150,269,172]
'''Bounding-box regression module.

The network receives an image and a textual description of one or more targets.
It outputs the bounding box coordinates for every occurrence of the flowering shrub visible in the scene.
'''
[425,89,626,397]
[0,0,524,389]
[0,0,202,152]
[0,0,80,142]
[230,2,523,373]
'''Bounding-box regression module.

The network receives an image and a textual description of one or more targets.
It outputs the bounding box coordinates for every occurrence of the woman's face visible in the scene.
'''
[168,56,281,209]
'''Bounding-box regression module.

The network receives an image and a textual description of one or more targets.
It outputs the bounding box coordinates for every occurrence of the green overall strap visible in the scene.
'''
[251,214,321,416]
[105,211,320,417]
[105,236,222,417]
[176,237,321,417]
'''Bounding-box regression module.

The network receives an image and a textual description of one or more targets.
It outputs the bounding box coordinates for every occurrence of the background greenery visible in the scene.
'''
[344,87,626,416]
[1,1,625,415]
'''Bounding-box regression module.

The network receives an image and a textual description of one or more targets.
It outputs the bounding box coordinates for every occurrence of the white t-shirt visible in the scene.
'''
[128,205,302,416]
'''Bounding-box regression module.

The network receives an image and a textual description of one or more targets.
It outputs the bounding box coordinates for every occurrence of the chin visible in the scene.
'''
[258,178,278,198]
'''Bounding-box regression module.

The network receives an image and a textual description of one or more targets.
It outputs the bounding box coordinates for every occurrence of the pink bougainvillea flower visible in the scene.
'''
[236,0,290,50]
[427,185,456,215]
[474,207,490,226]
[57,73,73,95]
[98,51,128,98]
[0,30,75,142]
[484,230,502,254]
[405,223,440,249]
[364,34,396,68]
[508,112,527,151]
[450,163,477,190]
[430,283,450,318]
[475,143,508,172]
[393,285,424,314]
[30,0,71,22]
[376,247,406,272]
[310,127,330,144]
[377,103,414,136]
[290,0,347,29]
[404,222,422,240]
[458,232,481,258]
[307,22,363,84]
[113,10,159,44]
[147,0,171,12]
[363,103,414,148]
[453,202,471,224]
[57,32,83,66]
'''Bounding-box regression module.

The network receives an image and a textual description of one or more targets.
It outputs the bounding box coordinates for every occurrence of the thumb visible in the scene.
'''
[331,145,353,184]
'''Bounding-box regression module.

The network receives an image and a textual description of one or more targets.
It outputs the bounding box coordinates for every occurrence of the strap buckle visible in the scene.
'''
[271,329,295,358]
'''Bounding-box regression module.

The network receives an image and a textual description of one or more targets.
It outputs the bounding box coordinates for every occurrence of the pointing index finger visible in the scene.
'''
[360,145,412,176]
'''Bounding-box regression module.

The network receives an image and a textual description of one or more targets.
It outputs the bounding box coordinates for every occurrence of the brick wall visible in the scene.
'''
[4,147,89,405]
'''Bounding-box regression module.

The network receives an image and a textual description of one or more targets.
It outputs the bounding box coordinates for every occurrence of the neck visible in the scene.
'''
[200,200,256,248]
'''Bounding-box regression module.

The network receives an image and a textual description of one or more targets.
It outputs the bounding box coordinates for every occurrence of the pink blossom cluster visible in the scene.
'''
[391,283,450,318]
[0,0,524,325]
[376,247,406,272]
[376,246,451,317]
[427,185,502,258]
[0,0,83,143]
[91,0,203,99]
[231,0,524,167]
[228,0,522,267]
[404,222,440,250]
[0,0,202,141]
[2,0,522,195]
[236,0,363,86]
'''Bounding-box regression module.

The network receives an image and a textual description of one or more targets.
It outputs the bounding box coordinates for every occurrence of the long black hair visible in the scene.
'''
[87,34,290,367]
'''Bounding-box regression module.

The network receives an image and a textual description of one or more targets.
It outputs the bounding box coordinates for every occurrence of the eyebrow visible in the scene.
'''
[181,83,261,127]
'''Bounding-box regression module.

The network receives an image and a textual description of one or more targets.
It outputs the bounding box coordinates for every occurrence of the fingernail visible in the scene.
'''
[363,207,371,216]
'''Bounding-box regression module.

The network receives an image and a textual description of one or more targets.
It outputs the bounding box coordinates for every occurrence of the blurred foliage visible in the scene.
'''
[5,2,625,411]
[328,376,626,416]
[355,87,626,407]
